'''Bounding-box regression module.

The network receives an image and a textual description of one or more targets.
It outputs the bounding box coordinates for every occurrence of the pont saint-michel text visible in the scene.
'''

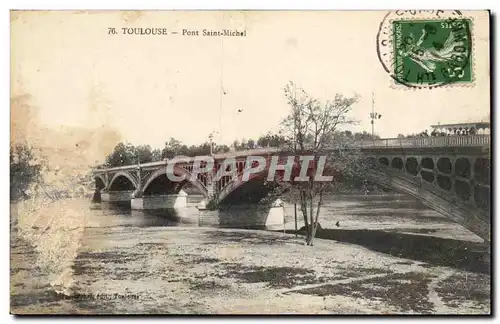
[108,27,247,37]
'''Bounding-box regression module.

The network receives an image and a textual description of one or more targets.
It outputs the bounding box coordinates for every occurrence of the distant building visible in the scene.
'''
[430,122,490,135]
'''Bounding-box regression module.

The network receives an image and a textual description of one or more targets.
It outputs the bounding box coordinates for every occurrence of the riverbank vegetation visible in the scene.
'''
[10,141,95,202]
[10,142,42,200]
[101,129,380,168]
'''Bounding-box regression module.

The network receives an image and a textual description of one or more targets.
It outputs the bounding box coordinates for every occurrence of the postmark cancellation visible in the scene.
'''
[377,10,476,89]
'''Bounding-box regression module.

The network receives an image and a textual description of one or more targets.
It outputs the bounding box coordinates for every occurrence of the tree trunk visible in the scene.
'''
[299,189,309,241]
[308,190,324,246]
[308,195,314,245]
[309,191,313,229]
[306,180,314,245]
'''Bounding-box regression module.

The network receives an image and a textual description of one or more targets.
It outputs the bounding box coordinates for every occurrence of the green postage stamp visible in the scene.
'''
[393,19,472,87]
[377,11,475,89]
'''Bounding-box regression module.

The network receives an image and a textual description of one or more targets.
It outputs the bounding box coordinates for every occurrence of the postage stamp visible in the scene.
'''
[393,19,473,86]
[377,10,475,89]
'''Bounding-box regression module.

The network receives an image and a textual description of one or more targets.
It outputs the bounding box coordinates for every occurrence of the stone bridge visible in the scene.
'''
[92,135,490,242]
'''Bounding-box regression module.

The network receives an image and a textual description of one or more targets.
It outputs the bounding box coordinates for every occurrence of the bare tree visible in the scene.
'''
[276,82,365,246]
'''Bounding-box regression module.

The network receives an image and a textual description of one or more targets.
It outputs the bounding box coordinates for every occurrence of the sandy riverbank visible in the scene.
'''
[11,224,490,315]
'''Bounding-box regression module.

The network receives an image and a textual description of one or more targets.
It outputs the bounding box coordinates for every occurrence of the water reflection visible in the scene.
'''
[90,194,450,231]
[89,202,200,228]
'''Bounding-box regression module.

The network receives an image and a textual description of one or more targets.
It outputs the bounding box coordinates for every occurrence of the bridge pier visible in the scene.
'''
[131,191,188,210]
[198,199,285,230]
[101,190,135,203]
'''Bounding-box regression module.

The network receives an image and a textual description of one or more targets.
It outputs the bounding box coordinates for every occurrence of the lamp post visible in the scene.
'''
[208,130,219,156]
[370,92,382,138]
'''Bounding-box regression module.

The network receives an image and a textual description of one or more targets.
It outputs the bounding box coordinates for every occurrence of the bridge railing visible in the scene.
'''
[92,135,490,172]
[358,135,490,148]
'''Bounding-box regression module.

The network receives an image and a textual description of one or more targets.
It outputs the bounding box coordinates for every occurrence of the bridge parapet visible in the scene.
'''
[92,135,490,174]
[359,134,489,149]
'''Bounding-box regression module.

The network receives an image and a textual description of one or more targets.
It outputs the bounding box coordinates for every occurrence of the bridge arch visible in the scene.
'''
[217,169,272,204]
[94,175,107,191]
[217,155,489,241]
[108,171,138,191]
[141,165,209,197]
[365,167,489,242]
[217,161,301,205]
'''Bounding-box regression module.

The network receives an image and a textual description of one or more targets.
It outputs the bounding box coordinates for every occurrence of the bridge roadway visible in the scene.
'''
[92,135,490,242]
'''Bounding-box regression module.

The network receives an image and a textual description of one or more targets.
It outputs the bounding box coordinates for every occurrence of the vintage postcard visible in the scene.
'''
[10,10,491,315]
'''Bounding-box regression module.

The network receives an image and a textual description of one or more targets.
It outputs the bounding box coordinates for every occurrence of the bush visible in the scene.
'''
[10,143,42,200]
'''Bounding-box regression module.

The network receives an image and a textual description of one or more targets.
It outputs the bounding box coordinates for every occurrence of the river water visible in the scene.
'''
[10,194,489,314]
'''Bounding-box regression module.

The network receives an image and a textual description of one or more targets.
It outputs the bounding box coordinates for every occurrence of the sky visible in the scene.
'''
[11,10,490,153]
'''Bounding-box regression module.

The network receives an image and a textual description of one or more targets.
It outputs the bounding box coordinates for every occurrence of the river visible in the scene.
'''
[10,193,490,314]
